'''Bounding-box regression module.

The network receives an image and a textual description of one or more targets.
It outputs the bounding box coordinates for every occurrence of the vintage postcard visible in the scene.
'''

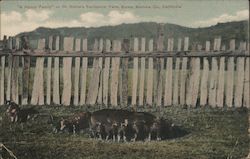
[0,0,249,158]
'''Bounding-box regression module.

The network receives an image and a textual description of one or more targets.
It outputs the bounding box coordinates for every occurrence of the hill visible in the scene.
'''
[16,21,248,49]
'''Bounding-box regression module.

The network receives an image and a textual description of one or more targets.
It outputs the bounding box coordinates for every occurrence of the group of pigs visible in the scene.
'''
[5,101,187,142]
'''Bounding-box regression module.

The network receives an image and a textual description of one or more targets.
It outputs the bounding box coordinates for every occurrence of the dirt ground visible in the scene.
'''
[0,105,249,159]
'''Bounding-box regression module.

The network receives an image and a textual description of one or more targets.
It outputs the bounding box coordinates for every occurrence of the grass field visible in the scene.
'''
[0,105,249,159]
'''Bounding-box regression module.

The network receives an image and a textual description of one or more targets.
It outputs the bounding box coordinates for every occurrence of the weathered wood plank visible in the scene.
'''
[179,38,189,105]
[6,55,12,101]
[234,57,245,107]
[156,34,164,106]
[229,39,235,51]
[205,41,210,52]
[62,37,74,105]
[6,37,13,102]
[87,39,100,105]
[173,37,182,105]
[184,37,189,51]
[164,38,174,106]
[177,38,182,52]
[11,56,19,103]
[186,58,200,106]
[173,57,180,105]
[103,39,111,106]
[110,40,121,106]
[73,38,81,105]
[120,39,129,107]
[243,57,249,107]
[200,57,209,106]
[225,57,234,107]
[139,38,146,106]
[79,39,88,105]
[0,56,5,105]
[46,36,53,105]
[146,39,154,105]
[22,55,30,105]
[216,57,225,107]
[225,40,235,107]
[208,57,218,107]
[53,36,60,104]
[97,39,104,105]
[31,39,45,105]
[132,38,139,106]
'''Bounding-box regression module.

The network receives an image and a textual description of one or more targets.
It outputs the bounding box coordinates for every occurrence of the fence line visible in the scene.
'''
[0,36,249,108]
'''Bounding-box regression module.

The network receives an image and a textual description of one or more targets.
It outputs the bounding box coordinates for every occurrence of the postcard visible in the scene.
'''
[0,0,249,159]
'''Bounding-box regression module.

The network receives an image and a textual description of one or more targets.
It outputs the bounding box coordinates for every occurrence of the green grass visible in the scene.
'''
[0,105,249,159]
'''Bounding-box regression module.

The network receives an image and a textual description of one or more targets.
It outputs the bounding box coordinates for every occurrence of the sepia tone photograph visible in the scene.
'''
[0,0,249,158]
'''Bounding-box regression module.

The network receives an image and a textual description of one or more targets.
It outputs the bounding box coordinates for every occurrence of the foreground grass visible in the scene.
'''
[0,105,249,159]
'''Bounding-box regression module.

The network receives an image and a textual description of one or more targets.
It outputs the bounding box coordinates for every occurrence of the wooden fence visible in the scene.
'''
[0,36,249,108]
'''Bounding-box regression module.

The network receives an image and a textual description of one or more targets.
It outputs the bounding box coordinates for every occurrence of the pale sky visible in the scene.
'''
[0,0,249,38]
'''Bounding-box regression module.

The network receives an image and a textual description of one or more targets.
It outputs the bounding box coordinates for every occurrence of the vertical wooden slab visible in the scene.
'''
[234,57,245,107]
[139,38,146,106]
[225,40,235,107]
[11,55,19,104]
[97,39,104,105]
[205,41,210,52]
[184,37,189,51]
[243,57,249,107]
[31,39,45,105]
[62,37,74,106]
[6,38,13,101]
[173,38,182,105]
[213,38,218,51]
[73,38,81,105]
[46,36,53,105]
[156,35,164,106]
[0,56,5,105]
[177,38,182,52]
[103,39,111,106]
[79,39,88,105]
[120,39,129,107]
[216,57,225,107]
[146,39,154,105]
[217,38,221,51]
[179,38,189,105]
[229,39,235,51]
[110,40,121,106]
[200,57,209,106]
[87,39,100,105]
[22,56,30,105]
[53,36,60,104]
[132,38,139,106]
[173,57,180,105]
[208,57,218,107]
[225,57,234,107]
[239,42,247,51]
[186,58,200,106]
[164,38,174,106]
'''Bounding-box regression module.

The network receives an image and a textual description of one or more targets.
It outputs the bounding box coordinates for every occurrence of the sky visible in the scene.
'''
[0,0,249,38]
